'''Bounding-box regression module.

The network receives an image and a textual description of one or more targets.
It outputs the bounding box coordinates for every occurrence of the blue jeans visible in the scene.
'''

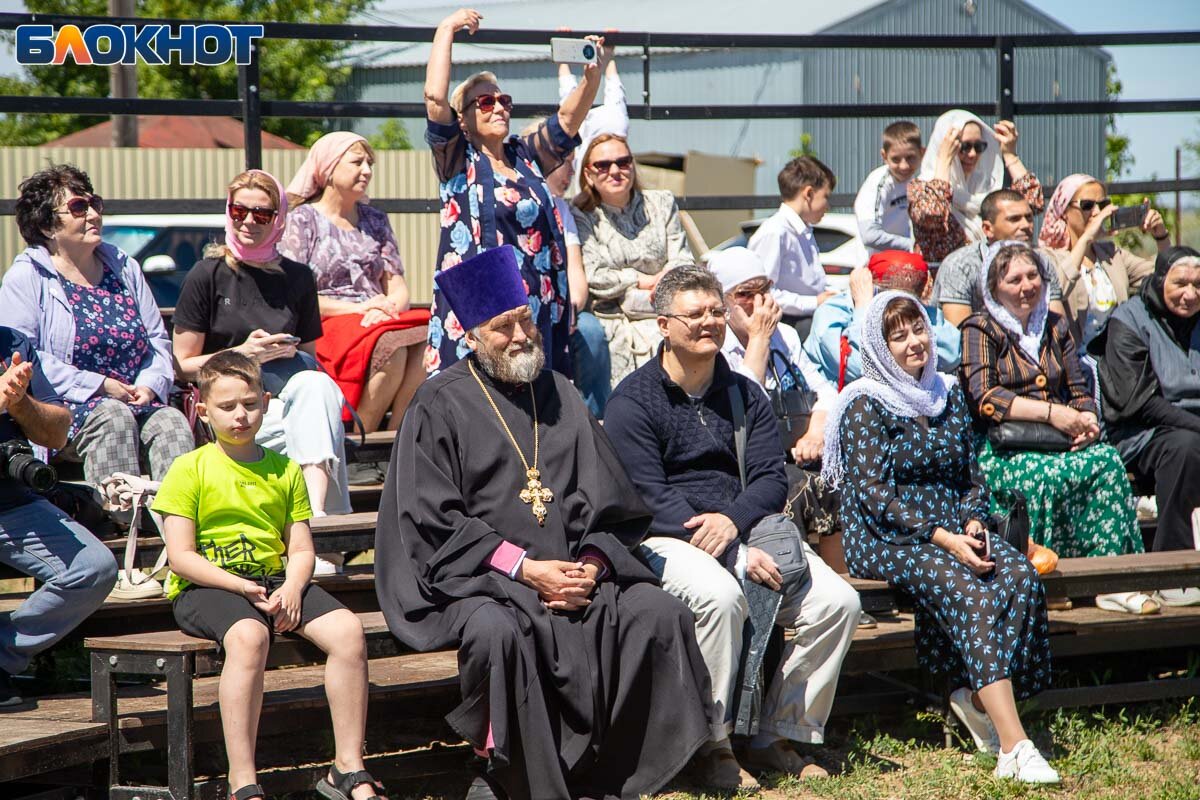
[571,311,612,419]
[0,497,118,673]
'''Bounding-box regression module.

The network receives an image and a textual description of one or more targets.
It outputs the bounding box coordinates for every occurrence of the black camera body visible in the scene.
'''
[0,439,57,494]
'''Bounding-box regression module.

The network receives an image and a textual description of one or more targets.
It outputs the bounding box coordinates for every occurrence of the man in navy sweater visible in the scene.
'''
[606,265,860,787]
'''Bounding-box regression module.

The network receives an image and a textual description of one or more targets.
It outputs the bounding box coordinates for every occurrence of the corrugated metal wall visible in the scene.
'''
[344,0,1108,216]
[0,147,443,302]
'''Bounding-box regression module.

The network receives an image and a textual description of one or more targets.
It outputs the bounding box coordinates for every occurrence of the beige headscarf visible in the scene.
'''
[917,109,1004,243]
[286,131,373,204]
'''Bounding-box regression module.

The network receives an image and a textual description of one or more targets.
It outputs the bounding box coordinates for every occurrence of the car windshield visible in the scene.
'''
[102,226,158,257]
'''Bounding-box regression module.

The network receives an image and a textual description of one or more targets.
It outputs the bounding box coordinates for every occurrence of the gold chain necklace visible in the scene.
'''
[468,358,554,526]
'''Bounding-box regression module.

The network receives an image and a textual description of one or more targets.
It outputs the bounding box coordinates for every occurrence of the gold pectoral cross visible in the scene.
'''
[518,468,554,526]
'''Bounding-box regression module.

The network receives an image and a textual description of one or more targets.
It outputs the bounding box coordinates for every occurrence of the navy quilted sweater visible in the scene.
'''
[605,353,789,540]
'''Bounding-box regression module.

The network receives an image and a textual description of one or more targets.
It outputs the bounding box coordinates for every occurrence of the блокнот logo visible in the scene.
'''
[16,24,264,66]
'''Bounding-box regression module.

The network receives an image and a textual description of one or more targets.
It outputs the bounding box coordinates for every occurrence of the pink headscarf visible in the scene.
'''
[1038,173,1099,250]
[225,169,288,264]
[285,131,371,203]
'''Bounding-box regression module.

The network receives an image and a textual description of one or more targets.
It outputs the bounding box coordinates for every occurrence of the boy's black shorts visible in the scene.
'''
[172,576,344,647]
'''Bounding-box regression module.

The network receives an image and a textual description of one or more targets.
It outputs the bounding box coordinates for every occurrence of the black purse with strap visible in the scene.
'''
[767,348,819,455]
[986,420,1073,452]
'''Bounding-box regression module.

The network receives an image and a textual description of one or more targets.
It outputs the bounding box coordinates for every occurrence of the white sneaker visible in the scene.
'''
[108,569,164,601]
[1155,587,1200,607]
[995,739,1060,784]
[948,687,1000,754]
[312,556,343,577]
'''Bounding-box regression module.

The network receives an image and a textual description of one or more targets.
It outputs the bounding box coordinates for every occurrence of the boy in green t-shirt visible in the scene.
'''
[154,351,385,800]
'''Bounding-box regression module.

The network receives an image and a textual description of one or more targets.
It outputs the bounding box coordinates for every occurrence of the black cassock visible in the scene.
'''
[375,357,713,800]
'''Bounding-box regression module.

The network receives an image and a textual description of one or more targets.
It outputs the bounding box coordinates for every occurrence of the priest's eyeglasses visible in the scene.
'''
[664,306,728,327]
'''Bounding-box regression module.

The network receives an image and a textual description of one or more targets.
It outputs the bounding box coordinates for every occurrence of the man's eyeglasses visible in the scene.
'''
[1071,197,1112,214]
[228,203,277,225]
[55,195,104,217]
[466,93,513,114]
[589,156,634,174]
[665,307,728,326]
[959,141,988,155]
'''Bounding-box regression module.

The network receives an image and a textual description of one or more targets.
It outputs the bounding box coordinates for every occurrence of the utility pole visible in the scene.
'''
[109,0,138,147]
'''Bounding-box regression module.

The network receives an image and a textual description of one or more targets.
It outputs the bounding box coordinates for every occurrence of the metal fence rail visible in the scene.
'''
[0,12,1197,209]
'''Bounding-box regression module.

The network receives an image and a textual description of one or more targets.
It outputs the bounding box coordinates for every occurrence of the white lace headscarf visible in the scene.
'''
[917,109,1004,243]
[979,240,1049,365]
[821,290,957,488]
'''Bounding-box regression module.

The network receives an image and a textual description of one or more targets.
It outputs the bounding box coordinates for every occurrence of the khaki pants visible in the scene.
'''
[638,536,860,744]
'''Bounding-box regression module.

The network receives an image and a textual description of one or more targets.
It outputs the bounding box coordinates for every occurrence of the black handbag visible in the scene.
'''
[990,491,1031,554]
[987,420,1072,452]
[767,349,818,454]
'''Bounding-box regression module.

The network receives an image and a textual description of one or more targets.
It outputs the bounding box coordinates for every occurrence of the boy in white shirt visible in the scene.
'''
[747,156,839,339]
[854,120,924,254]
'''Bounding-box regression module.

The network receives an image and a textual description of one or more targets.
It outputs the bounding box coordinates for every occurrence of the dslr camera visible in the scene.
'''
[0,439,57,494]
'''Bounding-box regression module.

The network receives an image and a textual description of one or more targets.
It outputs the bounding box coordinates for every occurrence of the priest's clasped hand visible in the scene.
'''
[518,558,599,611]
[685,512,739,557]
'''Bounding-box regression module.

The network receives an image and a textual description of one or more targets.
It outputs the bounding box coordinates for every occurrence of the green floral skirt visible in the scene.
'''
[977,438,1143,559]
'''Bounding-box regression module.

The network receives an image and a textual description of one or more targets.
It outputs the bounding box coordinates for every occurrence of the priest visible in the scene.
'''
[374,246,713,800]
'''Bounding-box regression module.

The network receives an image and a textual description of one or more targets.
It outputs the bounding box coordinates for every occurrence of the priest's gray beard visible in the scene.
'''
[473,330,546,384]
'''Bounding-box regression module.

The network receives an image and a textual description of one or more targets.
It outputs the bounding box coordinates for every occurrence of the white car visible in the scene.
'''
[101,214,226,307]
[704,211,869,293]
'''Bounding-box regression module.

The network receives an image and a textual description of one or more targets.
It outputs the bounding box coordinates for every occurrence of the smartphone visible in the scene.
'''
[1106,204,1148,233]
[550,37,598,65]
[281,334,301,345]
[972,528,993,562]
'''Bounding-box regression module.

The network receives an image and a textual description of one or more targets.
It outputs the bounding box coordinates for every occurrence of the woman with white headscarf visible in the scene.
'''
[826,291,1057,784]
[908,110,1043,264]
[959,242,1151,615]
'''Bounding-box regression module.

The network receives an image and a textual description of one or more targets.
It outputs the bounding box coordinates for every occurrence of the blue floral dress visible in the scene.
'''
[59,266,163,438]
[838,386,1051,697]
[424,114,578,378]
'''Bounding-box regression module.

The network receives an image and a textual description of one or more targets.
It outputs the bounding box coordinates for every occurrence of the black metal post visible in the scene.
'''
[995,36,1015,121]
[641,38,651,121]
[238,42,263,171]
[166,654,196,800]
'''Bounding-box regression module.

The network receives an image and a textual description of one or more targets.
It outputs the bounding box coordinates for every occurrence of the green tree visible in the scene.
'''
[367,119,413,151]
[1105,64,1135,182]
[788,132,817,160]
[0,0,377,147]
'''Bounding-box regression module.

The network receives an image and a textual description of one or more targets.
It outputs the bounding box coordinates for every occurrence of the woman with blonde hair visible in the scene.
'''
[572,132,692,383]
[172,169,352,573]
[422,8,608,378]
[281,132,429,439]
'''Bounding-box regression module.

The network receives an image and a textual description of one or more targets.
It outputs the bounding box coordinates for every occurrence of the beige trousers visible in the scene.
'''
[638,536,860,745]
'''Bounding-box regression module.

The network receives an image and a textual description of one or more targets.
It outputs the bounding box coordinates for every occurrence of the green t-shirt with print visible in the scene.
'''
[152,443,313,600]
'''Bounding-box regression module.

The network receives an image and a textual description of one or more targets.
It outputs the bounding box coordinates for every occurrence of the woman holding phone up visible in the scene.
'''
[826,291,1057,783]
[172,170,352,555]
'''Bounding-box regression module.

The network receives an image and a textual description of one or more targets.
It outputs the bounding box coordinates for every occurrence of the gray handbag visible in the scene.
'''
[728,383,810,736]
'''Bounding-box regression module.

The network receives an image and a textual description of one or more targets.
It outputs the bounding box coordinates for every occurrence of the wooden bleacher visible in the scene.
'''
[5,428,1200,798]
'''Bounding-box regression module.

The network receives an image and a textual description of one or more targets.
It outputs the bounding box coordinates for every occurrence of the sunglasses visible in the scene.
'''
[589,155,634,173]
[959,141,989,155]
[466,93,513,114]
[228,203,277,225]
[732,283,771,299]
[1071,197,1112,213]
[55,195,104,217]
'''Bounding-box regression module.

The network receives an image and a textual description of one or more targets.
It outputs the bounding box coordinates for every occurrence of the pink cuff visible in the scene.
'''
[579,546,612,581]
[487,540,527,579]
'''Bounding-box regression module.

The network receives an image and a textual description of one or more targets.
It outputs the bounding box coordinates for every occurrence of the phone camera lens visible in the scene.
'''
[583,44,595,59]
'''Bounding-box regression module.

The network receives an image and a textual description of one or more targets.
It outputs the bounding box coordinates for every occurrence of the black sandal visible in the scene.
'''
[232,785,265,800]
[316,765,387,800]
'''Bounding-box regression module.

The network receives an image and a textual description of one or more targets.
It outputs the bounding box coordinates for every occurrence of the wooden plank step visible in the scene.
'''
[0,718,109,783]
[345,430,397,464]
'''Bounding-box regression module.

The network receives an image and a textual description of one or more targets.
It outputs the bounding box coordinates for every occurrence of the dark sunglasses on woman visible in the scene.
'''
[1072,197,1112,213]
[228,203,277,225]
[467,93,514,114]
[589,155,634,173]
[56,195,104,217]
[958,141,988,155]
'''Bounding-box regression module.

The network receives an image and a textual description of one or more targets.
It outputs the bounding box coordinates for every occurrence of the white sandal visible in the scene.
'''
[1095,591,1160,615]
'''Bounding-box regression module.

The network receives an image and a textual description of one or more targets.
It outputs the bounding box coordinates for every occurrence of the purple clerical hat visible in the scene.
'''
[434,246,530,331]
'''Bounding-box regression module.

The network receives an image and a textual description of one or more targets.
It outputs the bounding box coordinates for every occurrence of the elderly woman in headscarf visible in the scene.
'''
[422,8,608,378]
[908,110,1043,264]
[827,291,1056,784]
[1098,247,1200,606]
[1037,173,1170,347]
[959,242,1151,614]
[280,132,430,437]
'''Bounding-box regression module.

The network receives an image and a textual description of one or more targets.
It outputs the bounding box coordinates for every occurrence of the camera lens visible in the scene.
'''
[583,44,595,59]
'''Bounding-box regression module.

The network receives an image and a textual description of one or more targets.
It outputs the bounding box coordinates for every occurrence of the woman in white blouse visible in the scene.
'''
[572,133,693,384]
